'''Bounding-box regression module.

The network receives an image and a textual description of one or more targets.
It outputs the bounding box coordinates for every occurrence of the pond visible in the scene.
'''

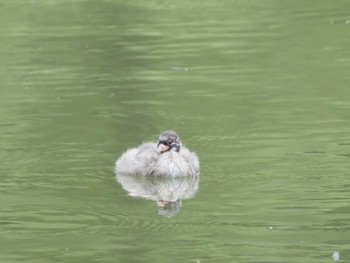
[1,1,350,262]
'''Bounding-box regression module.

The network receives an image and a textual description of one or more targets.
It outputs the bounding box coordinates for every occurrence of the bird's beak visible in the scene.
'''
[158,143,169,153]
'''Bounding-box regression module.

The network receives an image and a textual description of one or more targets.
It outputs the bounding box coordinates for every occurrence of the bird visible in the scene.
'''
[115,130,199,177]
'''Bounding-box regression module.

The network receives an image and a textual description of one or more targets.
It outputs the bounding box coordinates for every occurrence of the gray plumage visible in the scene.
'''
[115,130,200,177]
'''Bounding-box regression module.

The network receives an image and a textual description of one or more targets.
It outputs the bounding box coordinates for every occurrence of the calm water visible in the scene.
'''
[1,1,350,262]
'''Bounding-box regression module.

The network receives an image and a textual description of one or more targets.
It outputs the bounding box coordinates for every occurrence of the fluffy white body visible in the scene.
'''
[115,131,199,177]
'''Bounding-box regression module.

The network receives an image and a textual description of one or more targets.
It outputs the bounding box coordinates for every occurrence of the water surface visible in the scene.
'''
[1,1,350,262]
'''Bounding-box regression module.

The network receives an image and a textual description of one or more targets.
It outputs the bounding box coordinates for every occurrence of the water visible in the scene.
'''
[1,1,350,262]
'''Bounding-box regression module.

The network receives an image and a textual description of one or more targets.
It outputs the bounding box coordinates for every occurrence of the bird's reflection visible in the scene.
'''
[116,173,199,218]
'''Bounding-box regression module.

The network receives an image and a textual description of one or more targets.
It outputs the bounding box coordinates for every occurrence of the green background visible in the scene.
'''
[1,1,350,262]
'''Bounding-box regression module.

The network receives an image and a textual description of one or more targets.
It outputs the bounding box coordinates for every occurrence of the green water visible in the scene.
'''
[1,1,350,262]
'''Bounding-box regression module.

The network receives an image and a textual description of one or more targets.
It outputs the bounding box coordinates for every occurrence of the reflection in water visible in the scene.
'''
[116,173,199,217]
